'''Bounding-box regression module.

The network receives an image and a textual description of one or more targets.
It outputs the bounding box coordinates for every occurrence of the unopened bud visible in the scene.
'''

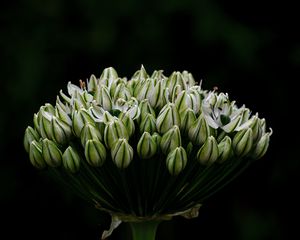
[24,126,40,153]
[217,136,232,163]
[72,108,95,137]
[84,139,107,167]
[197,136,219,166]
[80,123,102,147]
[188,114,210,146]
[104,119,129,149]
[180,108,197,136]
[137,132,157,159]
[42,139,62,167]
[232,128,253,157]
[29,141,46,169]
[119,112,135,137]
[139,113,157,134]
[94,85,113,111]
[166,147,187,176]
[111,138,133,168]
[62,146,81,173]
[160,125,182,154]
[252,130,272,159]
[52,116,72,145]
[156,103,180,134]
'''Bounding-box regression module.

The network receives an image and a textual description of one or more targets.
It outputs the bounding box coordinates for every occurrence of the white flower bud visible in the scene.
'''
[197,136,219,166]
[232,128,253,157]
[166,147,187,176]
[156,103,180,134]
[137,132,157,159]
[29,140,46,169]
[62,146,81,173]
[42,139,62,167]
[160,125,182,154]
[111,138,133,168]
[85,139,107,167]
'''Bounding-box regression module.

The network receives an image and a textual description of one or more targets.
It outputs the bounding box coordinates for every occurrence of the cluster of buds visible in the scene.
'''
[24,66,272,228]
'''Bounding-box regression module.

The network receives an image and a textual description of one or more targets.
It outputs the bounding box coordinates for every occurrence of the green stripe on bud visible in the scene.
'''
[55,103,72,126]
[52,116,72,145]
[80,123,102,147]
[29,141,46,169]
[188,114,210,146]
[139,113,157,134]
[62,146,81,173]
[111,138,133,168]
[85,139,107,167]
[94,85,113,111]
[119,112,135,137]
[232,128,253,157]
[197,136,219,166]
[42,139,62,167]
[180,108,197,136]
[38,107,54,139]
[99,67,118,87]
[24,126,40,153]
[104,119,129,149]
[137,132,157,159]
[252,130,272,159]
[156,103,181,134]
[87,74,98,92]
[138,99,156,123]
[72,108,95,137]
[166,147,187,176]
[160,125,182,154]
[217,136,232,163]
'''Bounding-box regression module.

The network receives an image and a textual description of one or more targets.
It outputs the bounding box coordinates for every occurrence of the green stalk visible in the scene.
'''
[129,221,160,240]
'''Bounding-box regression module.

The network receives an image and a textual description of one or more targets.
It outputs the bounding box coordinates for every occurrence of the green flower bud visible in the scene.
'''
[111,138,133,168]
[80,123,102,147]
[62,146,81,173]
[252,130,272,159]
[182,70,195,87]
[132,65,148,81]
[232,128,253,157]
[166,72,186,96]
[147,80,164,109]
[55,104,72,126]
[113,83,131,101]
[197,136,219,166]
[85,139,107,167]
[180,108,197,136]
[72,108,95,137]
[29,141,46,169]
[87,74,98,92]
[136,79,152,102]
[119,112,135,137]
[99,67,118,87]
[137,132,157,159]
[160,125,182,154]
[222,115,242,133]
[33,113,40,135]
[138,99,156,123]
[42,139,62,167]
[152,132,162,153]
[186,142,193,156]
[24,126,40,153]
[139,113,157,134]
[166,147,187,176]
[156,103,180,134]
[174,90,191,113]
[94,85,113,111]
[188,114,210,146]
[104,119,129,149]
[52,116,72,145]
[38,107,54,139]
[217,136,232,163]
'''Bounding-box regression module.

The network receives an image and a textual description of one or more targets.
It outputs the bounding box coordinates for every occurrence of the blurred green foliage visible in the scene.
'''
[0,0,297,239]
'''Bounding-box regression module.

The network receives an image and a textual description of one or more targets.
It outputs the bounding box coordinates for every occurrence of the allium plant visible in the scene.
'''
[24,66,272,240]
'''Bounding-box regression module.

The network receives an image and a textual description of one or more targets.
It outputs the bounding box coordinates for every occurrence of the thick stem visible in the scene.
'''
[129,221,160,240]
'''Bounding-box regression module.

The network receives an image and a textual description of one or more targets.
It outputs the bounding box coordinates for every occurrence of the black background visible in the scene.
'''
[0,0,298,239]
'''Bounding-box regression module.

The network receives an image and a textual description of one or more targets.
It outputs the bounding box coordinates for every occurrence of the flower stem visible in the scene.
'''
[129,221,160,240]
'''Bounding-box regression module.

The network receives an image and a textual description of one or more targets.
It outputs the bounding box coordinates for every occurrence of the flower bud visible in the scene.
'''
[42,139,62,167]
[188,114,210,146]
[85,139,107,167]
[156,103,180,134]
[52,116,72,145]
[152,132,162,153]
[94,85,113,111]
[38,107,54,139]
[217,136,232,163]
[87,74,98,92]
[138,99,156,123]
[111,138,133,168]
[232,128,253,157]
[113,83,131,101]
[139,113,157,134]
[104,119,129,149]
[252,130,272,159]
[180,108,197,136]
[80,123,102,147]
[182,70,195,87]
[119,112,135,137]
[62,146,81,173]
[29,140,46,169]
[222,115,242,133]
[24,126,40,153]
[160,125,182,154]
[197,136,219,166]
[137,132,157,159]
[147,80,164,109]
[166,147,187,176]
[136,79,152,102]
[166,72,186,96]
[55,104,72,126]
[72,108,95,137]
[99,67,118,87]
[174,90,191,114]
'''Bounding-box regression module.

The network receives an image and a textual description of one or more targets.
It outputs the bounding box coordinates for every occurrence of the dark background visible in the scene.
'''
[0,0,298,239]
